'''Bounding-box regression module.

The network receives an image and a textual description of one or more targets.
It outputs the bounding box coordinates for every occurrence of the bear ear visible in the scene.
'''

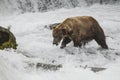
[52,26,56,30]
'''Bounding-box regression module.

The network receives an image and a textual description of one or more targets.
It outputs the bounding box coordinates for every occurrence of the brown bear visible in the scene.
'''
[52,16,108,49]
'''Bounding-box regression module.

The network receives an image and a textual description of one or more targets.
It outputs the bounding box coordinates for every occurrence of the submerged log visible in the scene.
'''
[79,65,106,72]
[0,26,17,50]
[36,63,62,70]
[91,67,106,72]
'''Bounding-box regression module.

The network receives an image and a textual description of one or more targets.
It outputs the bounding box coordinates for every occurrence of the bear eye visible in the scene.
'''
[53,35,58,38]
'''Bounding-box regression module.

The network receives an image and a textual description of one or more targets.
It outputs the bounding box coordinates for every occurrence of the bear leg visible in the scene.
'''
[94,37,108,49]
[73,39,80,47]
[60,37,71,48]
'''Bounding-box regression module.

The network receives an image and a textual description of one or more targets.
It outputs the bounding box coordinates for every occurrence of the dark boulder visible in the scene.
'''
[0,26,17,50]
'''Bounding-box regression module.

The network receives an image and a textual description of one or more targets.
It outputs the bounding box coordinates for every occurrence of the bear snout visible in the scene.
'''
[53,42,58,46]
[53,40,59,45]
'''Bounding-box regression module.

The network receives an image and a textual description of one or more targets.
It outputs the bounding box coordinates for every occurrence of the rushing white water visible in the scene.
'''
[0,56,22,80]
[0,2,120,80]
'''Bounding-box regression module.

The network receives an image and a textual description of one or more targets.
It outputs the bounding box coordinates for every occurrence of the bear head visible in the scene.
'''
[52,26,67,46]
[52,25,73,46]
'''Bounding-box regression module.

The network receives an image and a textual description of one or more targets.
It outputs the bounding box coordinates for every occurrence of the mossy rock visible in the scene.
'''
[0,26,17,50]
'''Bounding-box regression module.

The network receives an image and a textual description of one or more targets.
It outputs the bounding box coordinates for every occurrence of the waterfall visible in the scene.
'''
[0,0,120,15]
